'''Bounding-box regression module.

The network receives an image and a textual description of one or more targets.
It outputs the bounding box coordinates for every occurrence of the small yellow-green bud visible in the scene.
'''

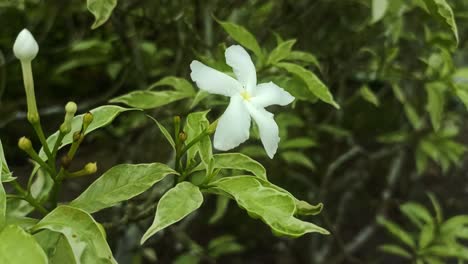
[179,131,187,142]
[84,162,97,174]
[18,136,32,151]
[174,116,181,123]
[83,112,93,126]
[65,101,77,114]
[81,112,93,132]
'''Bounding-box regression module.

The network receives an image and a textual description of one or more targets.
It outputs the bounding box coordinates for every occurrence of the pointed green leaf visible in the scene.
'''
[371,0,389,23]
[209,176,328,237]
[400,202,433,228]
[425,82,446,131]
[149,76,195,95]
[286,51,321,70]
[110,90,191,109]
[378,216,416,248]
[87,0,117,29]
[359,85,380,106]
[421,0,459,44]
[0,138,14,182]
[280,151,316,171]
[268,39,296,65]
[40,105,135,160]
[218,21,263,58]
[379,244,412,259]
[35,230,76,264]
[141,182,203,244]
[0,168,5,230]
[147,115,175,149]
[32,205,116,263]
[70,163,176,213]
[213,153,266,180]
[276,62,339,108]
[185,111,212,165]
[0,225,48,264]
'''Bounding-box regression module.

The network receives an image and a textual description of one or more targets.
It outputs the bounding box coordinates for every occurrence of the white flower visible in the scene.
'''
[13,29,39,62]
[190,45,294,158]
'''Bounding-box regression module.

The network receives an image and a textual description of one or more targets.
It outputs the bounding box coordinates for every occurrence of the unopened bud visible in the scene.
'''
[65,102,77,114]
[13,29,39,62]
[84,162,97,174]
[178,131,187,142]
[82,112,93,132]
[60,101,77,134]
[18,136,32,151]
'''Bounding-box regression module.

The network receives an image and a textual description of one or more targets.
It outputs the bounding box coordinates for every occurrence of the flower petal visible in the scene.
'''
[214,95,251,151]
[225,45,257,92]
[245,104,279,158]
[251,82,295,108]
[190,60,242,96]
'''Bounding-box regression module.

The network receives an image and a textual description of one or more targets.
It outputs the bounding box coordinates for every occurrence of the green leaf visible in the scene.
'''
[286,51,321,69]
[141,182,203,244]
[213,153,267,180]
[359,85,380,107]
[217,21,263,58]
[419,223,434,249]
[378,244,412,259]
[209,176,328,237]
[441,215,468,238]
[421,0,459,44]
[425,82,446,131]
[0,225,48,263]
[35,230,76,264]
[280,137,317,149]
[427,193,443,224]
[0,138,14,182]
[377,216,416,248]
[185,111,212,166]
[110,90,191,109]
[70,163,177,213]
[40,105,135,160]
[276,62,339,108]
[147,115,175,149]
[400,202,433,228]
[149,76,195,95]
[295,200,323,216]
[208,196,230,224]
[207,235,244,258]
[280,151,316,171]
[87,0,117,29]
[7,166,53,217]
[32,205,116,263]
[0,174,4,230]
[371,0,389,23]
[268,39,296,65]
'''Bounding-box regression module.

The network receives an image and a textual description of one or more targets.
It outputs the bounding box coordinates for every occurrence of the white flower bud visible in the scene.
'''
[13,29,39,61]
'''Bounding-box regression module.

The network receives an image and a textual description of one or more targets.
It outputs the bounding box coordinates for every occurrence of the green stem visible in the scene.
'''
[22,146,55,176]
[51,131,65,159]
[10,180,48,215]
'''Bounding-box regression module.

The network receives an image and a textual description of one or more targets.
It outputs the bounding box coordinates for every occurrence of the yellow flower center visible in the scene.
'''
[241,90,251,101]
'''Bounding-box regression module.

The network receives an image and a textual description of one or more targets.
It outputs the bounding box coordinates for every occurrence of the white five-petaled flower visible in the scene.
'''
[13,29,39,62]
[190,45,295,158]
